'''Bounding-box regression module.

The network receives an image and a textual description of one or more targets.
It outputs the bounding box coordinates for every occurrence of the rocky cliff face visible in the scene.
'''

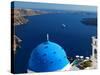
[11,9,28,26]
[11,8,49,26]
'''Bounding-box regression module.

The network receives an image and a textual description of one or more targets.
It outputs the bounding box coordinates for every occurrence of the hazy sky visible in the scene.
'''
[11,1,97,12]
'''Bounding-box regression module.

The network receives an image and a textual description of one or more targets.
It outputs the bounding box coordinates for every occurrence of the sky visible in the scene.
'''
[11,1,97,12]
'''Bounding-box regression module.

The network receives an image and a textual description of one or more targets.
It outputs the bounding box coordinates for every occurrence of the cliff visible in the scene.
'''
[11,8,49,26]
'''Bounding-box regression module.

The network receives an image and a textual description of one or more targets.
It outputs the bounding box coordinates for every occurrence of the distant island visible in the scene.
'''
[81,18,97,26]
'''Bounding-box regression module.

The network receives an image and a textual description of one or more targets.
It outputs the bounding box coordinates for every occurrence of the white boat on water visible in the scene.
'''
[62,24,66,27]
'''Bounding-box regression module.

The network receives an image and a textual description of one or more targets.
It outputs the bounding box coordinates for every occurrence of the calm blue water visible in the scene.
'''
[15,12,97,73]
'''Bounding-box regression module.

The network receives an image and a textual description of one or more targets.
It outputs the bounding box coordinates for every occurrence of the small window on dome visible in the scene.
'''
[44,46,48,49]
[50,61,54,64]
[42,53,47,56]
[53,51,56,54]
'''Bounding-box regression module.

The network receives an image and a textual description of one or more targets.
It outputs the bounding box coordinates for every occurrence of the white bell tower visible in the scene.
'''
[91,36,97,69]
[91,36,97,59]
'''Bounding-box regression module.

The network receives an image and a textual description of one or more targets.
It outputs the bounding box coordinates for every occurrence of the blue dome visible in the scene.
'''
[28,41,69,72]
